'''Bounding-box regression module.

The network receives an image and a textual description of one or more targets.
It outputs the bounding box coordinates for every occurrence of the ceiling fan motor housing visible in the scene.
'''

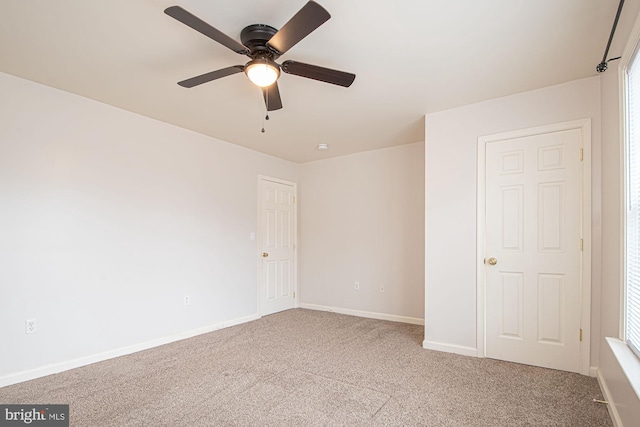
[240,24,282,87]
[241,24,279,58]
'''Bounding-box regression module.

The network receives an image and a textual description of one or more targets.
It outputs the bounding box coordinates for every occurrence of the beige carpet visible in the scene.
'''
[0,309,611,426]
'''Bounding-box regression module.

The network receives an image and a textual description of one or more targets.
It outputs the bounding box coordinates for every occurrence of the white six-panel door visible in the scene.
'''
[259,177,296,316]
[483,126,585,373]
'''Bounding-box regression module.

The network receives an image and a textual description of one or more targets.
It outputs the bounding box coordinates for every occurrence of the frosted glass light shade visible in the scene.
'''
[246,61,280,87]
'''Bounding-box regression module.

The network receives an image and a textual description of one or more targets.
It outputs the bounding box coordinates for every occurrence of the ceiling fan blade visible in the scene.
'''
[178,66,244,88]
[262,82,283,111]
[281,60,355,87]
[267,1,330,55]
[165,6,249,55]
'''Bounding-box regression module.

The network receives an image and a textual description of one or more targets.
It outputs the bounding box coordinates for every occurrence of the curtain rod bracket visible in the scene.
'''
[597,57,622,74]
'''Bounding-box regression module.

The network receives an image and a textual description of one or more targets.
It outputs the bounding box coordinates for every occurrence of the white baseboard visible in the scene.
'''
[298,303,424,325]
[422,340,478,357]
[0,313,260,388]
[597,368,622,427]
[589,366,598,378]
[222,313,260,328]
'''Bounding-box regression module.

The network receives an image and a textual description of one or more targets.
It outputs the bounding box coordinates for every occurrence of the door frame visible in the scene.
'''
[475,119,592,375]
[257,175,298,316]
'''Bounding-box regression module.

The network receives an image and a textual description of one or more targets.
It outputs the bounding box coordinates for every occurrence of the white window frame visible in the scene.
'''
[616,8,640,401]
[624,46,640,360]
[598,7,640,408]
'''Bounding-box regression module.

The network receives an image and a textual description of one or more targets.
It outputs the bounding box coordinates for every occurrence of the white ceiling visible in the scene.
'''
[0,0,622,162]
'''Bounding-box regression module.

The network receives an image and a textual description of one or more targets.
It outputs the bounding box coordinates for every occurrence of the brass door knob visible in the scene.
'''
[262,252,269,258]
[487,257,497,265]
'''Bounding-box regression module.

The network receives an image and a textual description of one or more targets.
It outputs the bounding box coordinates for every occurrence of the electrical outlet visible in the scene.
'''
[380,285,385,293]
[354,281,360,290]
[183,295,190,306]
[25,319,37,334]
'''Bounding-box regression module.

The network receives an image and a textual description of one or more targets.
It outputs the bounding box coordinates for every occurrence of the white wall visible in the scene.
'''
[424,77,602,358]
[298,143,425,323]
[0,72,298,383]
[0,71,425,386]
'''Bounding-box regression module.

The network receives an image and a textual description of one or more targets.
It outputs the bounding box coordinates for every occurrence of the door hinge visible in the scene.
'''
[293,291,296,299]
[580,239,583,251]
[580,148,583,161]
[580,328,583,342]
[293,196,296,203]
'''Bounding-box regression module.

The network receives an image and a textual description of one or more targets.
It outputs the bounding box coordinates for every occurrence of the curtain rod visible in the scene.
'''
[597,0,625,73]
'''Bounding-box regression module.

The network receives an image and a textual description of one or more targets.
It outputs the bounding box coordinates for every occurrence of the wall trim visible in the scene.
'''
[422,340,478,357]
[0,313,260,388]
[597,368,623,427]
[607,337,640,399]
[298,303,424,325]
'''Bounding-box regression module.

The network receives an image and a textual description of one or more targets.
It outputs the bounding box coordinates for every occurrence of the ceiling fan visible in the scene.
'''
[164,1,356,111]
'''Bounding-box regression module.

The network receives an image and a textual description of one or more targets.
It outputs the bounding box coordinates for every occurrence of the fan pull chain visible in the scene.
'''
[262,87,270,133]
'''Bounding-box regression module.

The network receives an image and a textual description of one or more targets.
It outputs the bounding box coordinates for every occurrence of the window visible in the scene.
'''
[625,45,640,359]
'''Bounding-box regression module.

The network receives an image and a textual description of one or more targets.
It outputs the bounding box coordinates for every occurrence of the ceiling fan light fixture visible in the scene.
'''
[245,59,280,87]
[166,3,355,112]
